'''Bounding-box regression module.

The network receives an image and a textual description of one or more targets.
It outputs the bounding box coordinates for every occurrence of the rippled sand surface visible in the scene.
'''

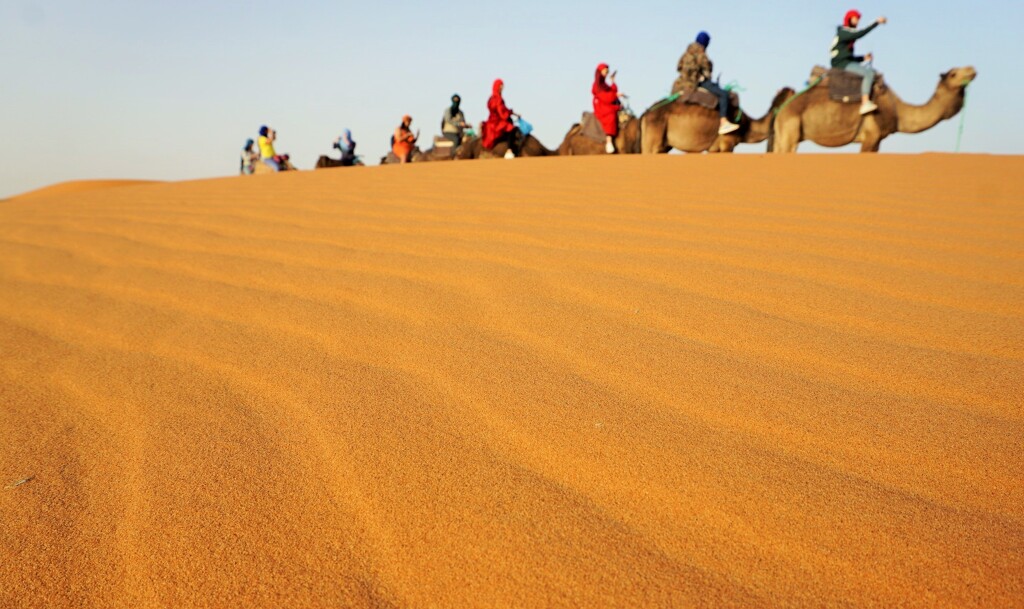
[1,155,1021,608]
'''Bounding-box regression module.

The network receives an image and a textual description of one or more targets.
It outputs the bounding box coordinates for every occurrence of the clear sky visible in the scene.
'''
[1,0,1014,198]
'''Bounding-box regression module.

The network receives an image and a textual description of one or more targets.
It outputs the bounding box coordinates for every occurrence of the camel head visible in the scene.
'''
[936,67,977,119]
[941,66,977,91]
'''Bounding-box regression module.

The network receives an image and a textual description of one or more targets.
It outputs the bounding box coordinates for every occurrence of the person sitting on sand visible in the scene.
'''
[240,139,258,175]
[441,94,470,147]
[392,116,418,164]
[593,63,625,154]
[333,129,357,166]
[831,10,888,115]
[673,31,739,136]
[258,126,282,171]
[482,79,520,158]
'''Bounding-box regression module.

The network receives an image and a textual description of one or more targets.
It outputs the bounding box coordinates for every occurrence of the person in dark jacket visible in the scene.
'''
[673,31,738,135]
[831,10,887,114]
[441,94,469,147]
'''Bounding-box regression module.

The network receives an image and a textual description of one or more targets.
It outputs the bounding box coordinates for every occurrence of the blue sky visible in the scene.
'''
[1,0,1014,198]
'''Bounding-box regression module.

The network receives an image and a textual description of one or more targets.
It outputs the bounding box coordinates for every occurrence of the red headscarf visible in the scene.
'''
[844,10,861,27]
[595,63,609,83]
[492,79,504,95]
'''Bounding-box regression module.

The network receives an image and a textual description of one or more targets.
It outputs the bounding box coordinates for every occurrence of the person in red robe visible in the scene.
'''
[592,63,623,154]
[482,79,519,157]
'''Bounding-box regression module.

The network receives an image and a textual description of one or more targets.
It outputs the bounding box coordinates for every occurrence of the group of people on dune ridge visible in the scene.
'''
[239,11,949,171]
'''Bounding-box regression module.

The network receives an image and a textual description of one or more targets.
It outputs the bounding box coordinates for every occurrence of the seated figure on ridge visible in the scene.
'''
[831,9,888,115]
[441,94,470,148]
[392,115,418,164]
[333,129,358,166]
[240,138,258,175]
[672,31,738,135]
[482,79,520,158]
[592,63,625,154]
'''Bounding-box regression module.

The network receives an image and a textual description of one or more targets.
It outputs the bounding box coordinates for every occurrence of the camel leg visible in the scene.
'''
[860,136,882,153]
[640,117,667,154]
[715,136,738,153]
[772,117,800,153]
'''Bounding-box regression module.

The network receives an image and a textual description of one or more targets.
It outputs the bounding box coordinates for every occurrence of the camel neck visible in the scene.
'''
[894,85,964,134]
[743,111,773,144]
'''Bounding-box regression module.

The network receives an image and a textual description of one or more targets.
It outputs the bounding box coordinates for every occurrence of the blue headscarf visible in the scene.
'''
[244,138,254,150]
[696,31,711,48]
[340,129,354,152]
[259,125,269,137]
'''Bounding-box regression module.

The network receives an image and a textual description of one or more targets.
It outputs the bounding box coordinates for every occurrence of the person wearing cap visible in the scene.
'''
[392,115,418,163]
[673,32,738,135]
[831,10,888,114]
[240,138,258,174]
[441,94,470,147]
[257,125,281,171]
[593,63,624,154]
[482,79,519,158]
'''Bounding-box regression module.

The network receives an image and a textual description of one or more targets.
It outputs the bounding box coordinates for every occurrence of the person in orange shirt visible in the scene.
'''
[392,115,418,163]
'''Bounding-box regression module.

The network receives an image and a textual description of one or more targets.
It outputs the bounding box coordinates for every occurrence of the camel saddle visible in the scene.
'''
[677,87,740,112]
[578,112,606,143]
[810,65,886,104]
[431,136,455,159]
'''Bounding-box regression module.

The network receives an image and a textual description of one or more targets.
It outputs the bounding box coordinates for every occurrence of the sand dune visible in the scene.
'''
[1,155,1021,608]
[10,179,161,201]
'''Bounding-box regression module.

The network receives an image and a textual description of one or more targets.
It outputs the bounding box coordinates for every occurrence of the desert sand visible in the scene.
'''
[1,155,1022,608]
[11,179,161,201]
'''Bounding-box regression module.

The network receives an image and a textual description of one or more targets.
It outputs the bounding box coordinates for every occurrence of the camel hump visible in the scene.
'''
[579,112,605,142]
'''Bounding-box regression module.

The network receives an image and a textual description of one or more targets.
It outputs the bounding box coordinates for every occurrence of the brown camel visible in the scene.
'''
[557,116,641,155]
[252,158,297,174]
[454,134,557,160]
[315,156,363,169]
[379,146,458,165]
[770,66,977,153]
[640,87,796,154]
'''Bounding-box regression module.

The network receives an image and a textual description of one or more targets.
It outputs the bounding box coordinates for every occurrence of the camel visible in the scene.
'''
[641,87,796,154]
[252,158,297,174]
[315,155,363,169]
[557,116,641,155]
[454,134,557,160]
[770,66,977,153]
[379,143,458,165]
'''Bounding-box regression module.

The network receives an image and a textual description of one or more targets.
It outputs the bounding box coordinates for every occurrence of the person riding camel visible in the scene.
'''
[482,79,519,159]
[673,31,738,135]
[593,63,624,154]
[441,94,470,147]
[258,126,283,171]
[333,129,357,166]
[832,10,888,115]
[240,138,258,175]
[392,115,418,164]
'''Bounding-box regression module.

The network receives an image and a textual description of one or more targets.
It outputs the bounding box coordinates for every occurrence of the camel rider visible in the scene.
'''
[258,126,282,171]
[482,79,520,158]
[673,32,739,135]
[333,129,357,166]
[240,139,258,175]
[392,115,418,163]
[593,63,624,154]
[441,94,470,147]
[832,10,888,115]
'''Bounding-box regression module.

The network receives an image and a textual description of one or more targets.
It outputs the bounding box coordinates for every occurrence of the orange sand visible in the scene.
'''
[10,179,161,201]
[1,155,1022,608]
